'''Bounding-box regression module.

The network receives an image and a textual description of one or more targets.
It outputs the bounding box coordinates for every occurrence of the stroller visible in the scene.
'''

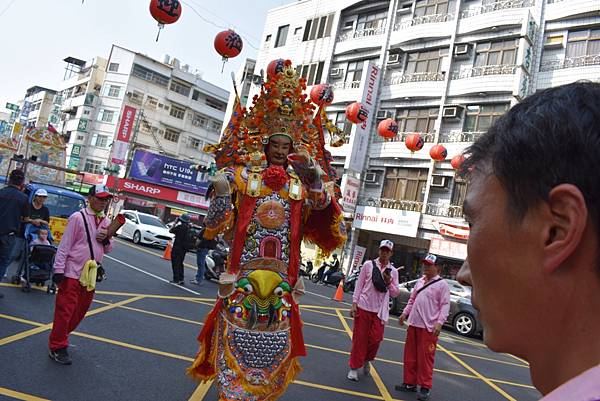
[11,224,58,294]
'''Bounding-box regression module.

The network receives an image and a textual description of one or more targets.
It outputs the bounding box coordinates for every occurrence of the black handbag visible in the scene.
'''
[80,211,106,283]
[371,259,388,293]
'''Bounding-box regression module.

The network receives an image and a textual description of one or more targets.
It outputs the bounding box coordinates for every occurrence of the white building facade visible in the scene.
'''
[249,0,600,276]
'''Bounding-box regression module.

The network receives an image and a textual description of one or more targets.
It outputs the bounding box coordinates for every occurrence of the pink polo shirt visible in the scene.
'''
[402,275,450,333]
[53,208,113,280]
[540,363,600,401]
[352,258,401,323]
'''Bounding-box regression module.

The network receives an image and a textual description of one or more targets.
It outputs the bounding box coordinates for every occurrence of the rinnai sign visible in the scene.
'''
[111,105,137,165]
[353,205,420,237]
[346,61,381,174]
[341,174,360,213]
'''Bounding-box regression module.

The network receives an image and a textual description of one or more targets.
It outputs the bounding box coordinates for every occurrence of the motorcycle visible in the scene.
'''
[311,262,344,287]
[343,268,360,293]
[204,242,228,281]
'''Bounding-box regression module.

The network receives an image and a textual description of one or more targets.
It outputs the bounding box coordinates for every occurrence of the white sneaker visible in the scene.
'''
[363,361,371,376]
[347,369,359,381]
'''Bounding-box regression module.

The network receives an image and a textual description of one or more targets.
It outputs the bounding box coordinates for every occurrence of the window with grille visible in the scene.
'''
[132,63,169,87]
[192,113,207,127]
[108,63,119,72]
[396,108,438,133]
[192,89,200,101]
[164,128,180,142]
[275,25,289,48]
[210,120,222,131]
[84,159,103,174]
[415,0,450,16]
[169,105,185,120]
[91,134,109,148]
[98,109,115,123]
[188,137,203,149]
[382,168,428,202]
[170,80,191,97]
[129,90,144,104]
[206,97,225,111]
[451,177,468,206]
[566,29,600,58]
[474,39,518,66]
[146,96,158,109]
[107,85,121,98]
[356,10,388,31]
[405,49,445,73]
[464,104,509,132]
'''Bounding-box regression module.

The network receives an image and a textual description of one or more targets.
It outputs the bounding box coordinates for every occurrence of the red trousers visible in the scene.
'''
[48,278,95,351]
[349,308,385,369]
[403,325,439,389]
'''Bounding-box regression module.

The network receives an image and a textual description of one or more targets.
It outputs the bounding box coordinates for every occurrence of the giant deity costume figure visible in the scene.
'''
[187,60,347,400]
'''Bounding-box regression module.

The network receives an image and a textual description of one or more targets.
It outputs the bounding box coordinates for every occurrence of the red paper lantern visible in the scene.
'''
[149,0,182,41]
[377,118,398,139]
[430,144,448,161]
[310,84,334,107]
[405,133,424,152]
[214,30,243,59]
[451,154,466,170]
[346,102,368,124]
[267,59,286,79]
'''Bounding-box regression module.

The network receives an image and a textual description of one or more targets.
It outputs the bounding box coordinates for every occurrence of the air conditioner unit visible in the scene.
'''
[388,53,400,64]
[453,43,471,59]
[364,172,378,183]
[329,68,343,78]
[442,106,463,119]
[376,110,391,119]
[431,175,449,188]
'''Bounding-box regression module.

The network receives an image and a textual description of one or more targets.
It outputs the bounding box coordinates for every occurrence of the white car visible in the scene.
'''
[116,210,174,248]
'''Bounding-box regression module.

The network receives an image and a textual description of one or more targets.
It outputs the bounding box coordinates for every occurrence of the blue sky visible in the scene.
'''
[0,0,287,113]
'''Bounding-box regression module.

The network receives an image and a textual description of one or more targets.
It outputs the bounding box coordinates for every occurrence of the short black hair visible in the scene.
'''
[461,81,600,236]
[8,169,25,186]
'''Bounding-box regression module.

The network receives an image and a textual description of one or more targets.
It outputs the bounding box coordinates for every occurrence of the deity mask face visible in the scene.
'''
[266,135,292,166]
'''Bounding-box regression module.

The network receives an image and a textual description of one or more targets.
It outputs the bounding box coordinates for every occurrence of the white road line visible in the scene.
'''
[303,290,353,306]
[104,255,202,296]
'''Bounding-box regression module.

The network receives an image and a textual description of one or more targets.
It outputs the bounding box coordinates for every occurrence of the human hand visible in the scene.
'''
[433,323,442,337]
[211,173,230,196]
[96,228,108,242]
[383,269,392,285]
[398,314,407,326]
[287,150,320,187]
[52,273,64,284]
[350,303,358,318]
[31,219,42,227]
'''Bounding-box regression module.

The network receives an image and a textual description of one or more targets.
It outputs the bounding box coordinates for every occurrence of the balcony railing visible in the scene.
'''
[393,13,453,30]
[539,54,600,72]
[450,64,519,79]
[332,80,361,90]
[460,0,534,18]
[384,71,446,85]
[546,0,565,3]
[426,203,464,218]
[358,196,423,212]
[372,131,436,143]
[337,26,386,42]
[439,131,486,143]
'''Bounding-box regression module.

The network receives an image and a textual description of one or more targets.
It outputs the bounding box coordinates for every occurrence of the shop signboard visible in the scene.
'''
[352,205,420,237]
[111,105,136,165]
[340,174,360,213]
[429,237,467,260]
[129,149,209,195]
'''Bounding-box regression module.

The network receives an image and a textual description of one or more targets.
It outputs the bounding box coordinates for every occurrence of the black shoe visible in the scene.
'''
[49,348,72,365]
[177,280,185,286]
[169,280,180,284]
[417,387,431,401]
[394,383,417,392]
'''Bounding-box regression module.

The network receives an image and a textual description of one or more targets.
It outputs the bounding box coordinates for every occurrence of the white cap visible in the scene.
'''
[379,239,394,251]
[34,188,48,197]
[423,254,437,265]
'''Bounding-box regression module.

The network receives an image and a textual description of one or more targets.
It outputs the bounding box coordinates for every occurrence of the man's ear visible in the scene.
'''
[541,184,588,273]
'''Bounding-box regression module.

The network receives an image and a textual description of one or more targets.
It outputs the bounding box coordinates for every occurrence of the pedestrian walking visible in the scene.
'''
[347,239,400,381]
[48,184,113,364]
[396,254,450,401]
[190,222,217,286]
[169,214,191,285]
[456,82,600,400]
[0,169,29,298]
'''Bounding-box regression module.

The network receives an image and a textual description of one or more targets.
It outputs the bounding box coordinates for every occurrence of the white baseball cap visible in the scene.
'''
[34,188,48,197]
[423,254,437,266]
[89,184,113,199]
[379,240,394,251]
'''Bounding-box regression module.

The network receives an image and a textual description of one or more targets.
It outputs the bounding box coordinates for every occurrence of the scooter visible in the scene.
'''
[343,268,360,293]
[204,243,228,281]
[310,262,328,283]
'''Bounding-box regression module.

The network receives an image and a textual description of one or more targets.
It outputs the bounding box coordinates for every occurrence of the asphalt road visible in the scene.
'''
[0,239,541,401]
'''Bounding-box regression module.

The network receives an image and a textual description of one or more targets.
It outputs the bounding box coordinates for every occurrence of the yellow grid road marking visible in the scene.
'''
[188,381,214,401]
[93,300,204,326]
[450,350,528,368]
[335,309,394,401]
[293,379,400,400]
[0,387,50,401]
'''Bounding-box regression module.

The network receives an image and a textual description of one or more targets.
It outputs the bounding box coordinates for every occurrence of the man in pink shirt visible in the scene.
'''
[397,254,450,401]
[48,185,114,365]
[347,239,400,381]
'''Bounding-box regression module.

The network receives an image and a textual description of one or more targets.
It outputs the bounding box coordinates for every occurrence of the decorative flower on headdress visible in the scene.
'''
[262,165,288,191]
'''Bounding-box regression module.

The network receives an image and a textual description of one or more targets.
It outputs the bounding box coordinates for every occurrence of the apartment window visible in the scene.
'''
[210,120,222,131]
[464,104,509,132]
[356,10,388,31]
[132,63,170,87]
[396,108,438,132]
[98,109,115,123]
[451,177,468,206]
[474,39,518,67]
[275,25,289,48]
[206,97,225,111]
[188,137,203,150]
[108,63,119,72]
[151,127,165,137]
[566,29,600,58]
[169,105,185,119]
[77,135,84,140]
[414,0,449,16]
[294,27,302,35]
[192,113,207,128]
[345,60,363,83]
[333,111,352,139]
[91,134,109,148]
[170,80,191,97]
[297,61,325,85]
[302,14,334,41]
[164,128,180,143]
[129,90,144,104]
[107,85,121,98]
[405,49,444,73]
[158,103,170,111]
[265,34,272,42]
[83,159,103,175]
[146,96,158,109]
[382,168,428,202]
[140,120,152,133]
